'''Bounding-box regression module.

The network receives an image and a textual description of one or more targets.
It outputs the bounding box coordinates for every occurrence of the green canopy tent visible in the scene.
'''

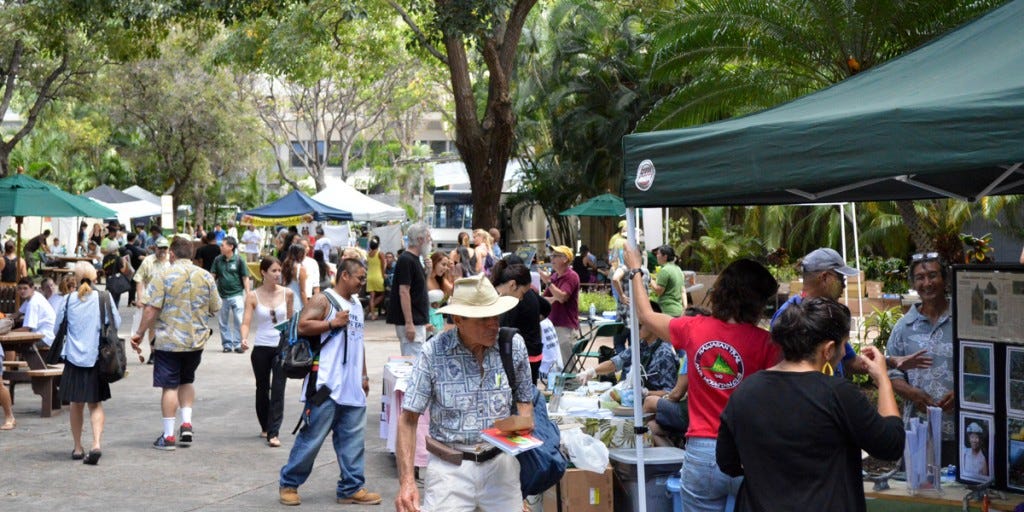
[617,2,1024,508]
[559,193,626,217]
[0,171,116,272]
[621,0,1024,208]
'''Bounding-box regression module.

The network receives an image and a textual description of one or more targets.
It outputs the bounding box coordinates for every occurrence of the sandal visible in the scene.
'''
[83,449,102,465]
[267,437,281,448]
[0,419,15,430]
[71,450,85,460]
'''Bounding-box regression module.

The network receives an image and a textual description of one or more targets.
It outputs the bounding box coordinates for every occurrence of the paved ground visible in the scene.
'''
[0,306,405,511]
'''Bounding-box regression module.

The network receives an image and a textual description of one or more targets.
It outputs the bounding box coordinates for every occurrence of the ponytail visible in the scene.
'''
[77,278,93,299]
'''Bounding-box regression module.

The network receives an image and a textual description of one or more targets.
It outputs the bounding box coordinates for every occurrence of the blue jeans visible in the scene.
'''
[680,437,742,512]
[279,399,367,499]
[218,294,245,349]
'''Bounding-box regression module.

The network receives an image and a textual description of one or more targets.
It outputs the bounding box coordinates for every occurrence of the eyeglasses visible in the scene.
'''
[270,308,278,324]
[911,252,940,261]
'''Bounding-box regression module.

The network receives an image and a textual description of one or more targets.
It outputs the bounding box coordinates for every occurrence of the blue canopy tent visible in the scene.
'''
[241,190,353,225]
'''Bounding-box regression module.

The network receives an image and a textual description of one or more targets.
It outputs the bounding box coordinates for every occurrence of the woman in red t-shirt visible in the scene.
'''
[623,248,779,512]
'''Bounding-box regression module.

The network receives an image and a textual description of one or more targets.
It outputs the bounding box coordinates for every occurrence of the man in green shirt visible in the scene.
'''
[652,245,685,317]
[210,236,250,353]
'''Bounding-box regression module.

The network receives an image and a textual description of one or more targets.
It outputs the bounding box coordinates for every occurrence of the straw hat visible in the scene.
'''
[436,274,519,318]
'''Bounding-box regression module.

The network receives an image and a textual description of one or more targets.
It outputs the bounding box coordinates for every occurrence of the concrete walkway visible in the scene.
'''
[0,307,403,511]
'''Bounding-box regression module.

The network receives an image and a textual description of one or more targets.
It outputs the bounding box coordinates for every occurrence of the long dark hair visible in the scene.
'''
[456,245,475,277]
[281,244,306,285]
[313,250,329,281]
[709,258,778,325]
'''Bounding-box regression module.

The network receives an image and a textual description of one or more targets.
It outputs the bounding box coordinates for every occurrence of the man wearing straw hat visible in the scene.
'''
[395,274,534,512]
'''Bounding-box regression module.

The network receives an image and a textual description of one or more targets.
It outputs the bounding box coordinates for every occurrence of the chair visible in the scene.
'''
[564,321,624,375]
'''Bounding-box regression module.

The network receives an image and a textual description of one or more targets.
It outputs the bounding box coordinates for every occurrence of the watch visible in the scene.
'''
[626,268,644,281]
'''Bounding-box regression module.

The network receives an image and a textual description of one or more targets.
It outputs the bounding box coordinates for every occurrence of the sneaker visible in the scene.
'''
[223,347,232,353]
[337,488,382,505]
[152,434,176,451]
[179,423,193,445]
[279,487,301,506]
[234,347,244,353]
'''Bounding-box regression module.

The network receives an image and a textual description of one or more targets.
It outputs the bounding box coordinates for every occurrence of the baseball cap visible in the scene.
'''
[549,245,573,260]
[155,237,170,248]
[802,248,858,276]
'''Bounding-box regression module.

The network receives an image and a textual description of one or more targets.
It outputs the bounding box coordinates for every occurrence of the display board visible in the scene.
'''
[952,264,1024,492]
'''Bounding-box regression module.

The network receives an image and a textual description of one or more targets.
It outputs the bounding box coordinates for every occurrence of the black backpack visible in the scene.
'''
[278,291,345,380]
[96,291,127,384]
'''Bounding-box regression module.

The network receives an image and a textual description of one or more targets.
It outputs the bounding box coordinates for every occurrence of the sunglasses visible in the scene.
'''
[270,308,278,324]
[911,252,940,261]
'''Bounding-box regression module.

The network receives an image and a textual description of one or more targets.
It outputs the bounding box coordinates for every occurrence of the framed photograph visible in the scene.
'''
[1009,416,1024,491]
[960,413,995,483]
[960,341,995,412]
[1009,348,1024,416]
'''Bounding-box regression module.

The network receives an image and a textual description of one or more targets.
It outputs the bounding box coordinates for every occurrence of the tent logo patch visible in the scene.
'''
[635,159,655,191]
[693,340,744,390]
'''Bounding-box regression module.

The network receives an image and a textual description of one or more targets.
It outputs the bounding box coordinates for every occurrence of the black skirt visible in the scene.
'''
[59,361,111,403]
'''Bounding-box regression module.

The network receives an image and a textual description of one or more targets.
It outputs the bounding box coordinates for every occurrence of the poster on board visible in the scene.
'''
[1009,416,1024,491]
[960,341,995,412]
[1009,348,1024,416]
[955,270,1024,343]
[960,412,995,483]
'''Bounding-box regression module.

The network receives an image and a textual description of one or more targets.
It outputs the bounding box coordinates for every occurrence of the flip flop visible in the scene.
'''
[83,449,102,465]
[71,450,85,460]
[0,419,15,430]
[267,437,281,448]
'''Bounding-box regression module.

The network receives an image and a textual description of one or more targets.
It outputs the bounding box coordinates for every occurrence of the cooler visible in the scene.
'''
[609,447,686,512]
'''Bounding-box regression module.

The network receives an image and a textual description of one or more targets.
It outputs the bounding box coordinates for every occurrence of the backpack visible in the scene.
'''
[497,327,568,497]
[96,291,127,384]
[278,290,346,380]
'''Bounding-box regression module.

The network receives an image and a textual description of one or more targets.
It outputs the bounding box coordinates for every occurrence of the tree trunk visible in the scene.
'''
[894,200,932,251]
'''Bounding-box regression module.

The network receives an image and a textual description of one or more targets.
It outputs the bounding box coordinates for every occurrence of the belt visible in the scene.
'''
[461,446,501,463]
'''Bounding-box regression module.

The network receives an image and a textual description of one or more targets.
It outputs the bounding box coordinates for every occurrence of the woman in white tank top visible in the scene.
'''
[241,256,294,448]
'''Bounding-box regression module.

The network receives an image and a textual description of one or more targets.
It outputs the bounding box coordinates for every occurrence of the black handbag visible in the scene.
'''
[96,291,127,383]
[105,272,131,296]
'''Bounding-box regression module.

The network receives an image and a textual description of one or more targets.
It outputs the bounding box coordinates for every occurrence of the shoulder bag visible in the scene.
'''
[498,327,567,497]
[45,296,70,365]
[96,290,127,383]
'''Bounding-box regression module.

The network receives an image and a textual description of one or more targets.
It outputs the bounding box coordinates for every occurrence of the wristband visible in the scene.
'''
[626,268,643,281]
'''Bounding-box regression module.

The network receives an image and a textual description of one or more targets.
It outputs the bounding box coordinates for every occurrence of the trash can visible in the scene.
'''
[609,447,686,512]
[667,476,682,512]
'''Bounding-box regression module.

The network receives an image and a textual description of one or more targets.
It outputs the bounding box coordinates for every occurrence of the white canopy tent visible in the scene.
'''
[311,179,407,223]
[123,185,161,205]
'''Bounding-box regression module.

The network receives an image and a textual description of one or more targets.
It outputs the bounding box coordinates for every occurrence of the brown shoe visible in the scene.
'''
[279,487,301,506]
[337,488,382,505]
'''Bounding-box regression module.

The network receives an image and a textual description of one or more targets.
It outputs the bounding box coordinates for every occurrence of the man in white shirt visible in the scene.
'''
[241,224,262,263]
[14,277,56,348]
[313,226,333,262]
[278,258,380,506]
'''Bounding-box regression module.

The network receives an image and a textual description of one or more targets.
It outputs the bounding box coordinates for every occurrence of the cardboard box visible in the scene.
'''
[538,467,613,512]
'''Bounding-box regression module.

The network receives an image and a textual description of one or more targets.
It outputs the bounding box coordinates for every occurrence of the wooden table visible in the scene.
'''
[1,331,62,417]
[39,267,73,280]
[864,480,1024,511]
[50,256,95,267]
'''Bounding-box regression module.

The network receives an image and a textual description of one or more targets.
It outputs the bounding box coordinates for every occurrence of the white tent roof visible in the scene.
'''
[94,199,162,225]
[432,159,525,192]
[312,179,407,223]
[123,185,161,205]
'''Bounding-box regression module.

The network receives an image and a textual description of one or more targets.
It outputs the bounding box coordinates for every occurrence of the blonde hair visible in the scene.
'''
[473,229,492,247]
[72,261,98,299]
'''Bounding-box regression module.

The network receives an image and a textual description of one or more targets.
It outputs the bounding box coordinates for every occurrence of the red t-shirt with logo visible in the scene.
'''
[669,315,779,439]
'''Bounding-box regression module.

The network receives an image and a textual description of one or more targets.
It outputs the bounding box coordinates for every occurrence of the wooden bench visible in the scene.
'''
[2,360,28,370]
[9,365,63,417]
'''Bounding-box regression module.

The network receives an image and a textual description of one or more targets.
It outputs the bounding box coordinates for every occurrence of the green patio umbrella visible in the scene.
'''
[559,193,626,217]
[0,170,116,263]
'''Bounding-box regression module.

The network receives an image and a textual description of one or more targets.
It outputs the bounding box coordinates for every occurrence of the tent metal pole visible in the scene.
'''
[851,203,863,331]
[626,207,648,512]
[840,204,849,307]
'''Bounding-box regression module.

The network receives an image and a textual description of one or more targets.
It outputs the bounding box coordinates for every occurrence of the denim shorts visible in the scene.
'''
[152,350,203,388]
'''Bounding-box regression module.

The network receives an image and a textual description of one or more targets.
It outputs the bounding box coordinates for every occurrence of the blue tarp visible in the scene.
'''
[242,190,353,222]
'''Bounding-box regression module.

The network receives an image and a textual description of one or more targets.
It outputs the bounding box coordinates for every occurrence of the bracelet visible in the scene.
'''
[362,375,369,381]
[626,268,643,281]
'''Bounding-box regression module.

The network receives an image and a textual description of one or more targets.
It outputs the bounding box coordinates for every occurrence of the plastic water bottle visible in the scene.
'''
[589,303,597,319]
